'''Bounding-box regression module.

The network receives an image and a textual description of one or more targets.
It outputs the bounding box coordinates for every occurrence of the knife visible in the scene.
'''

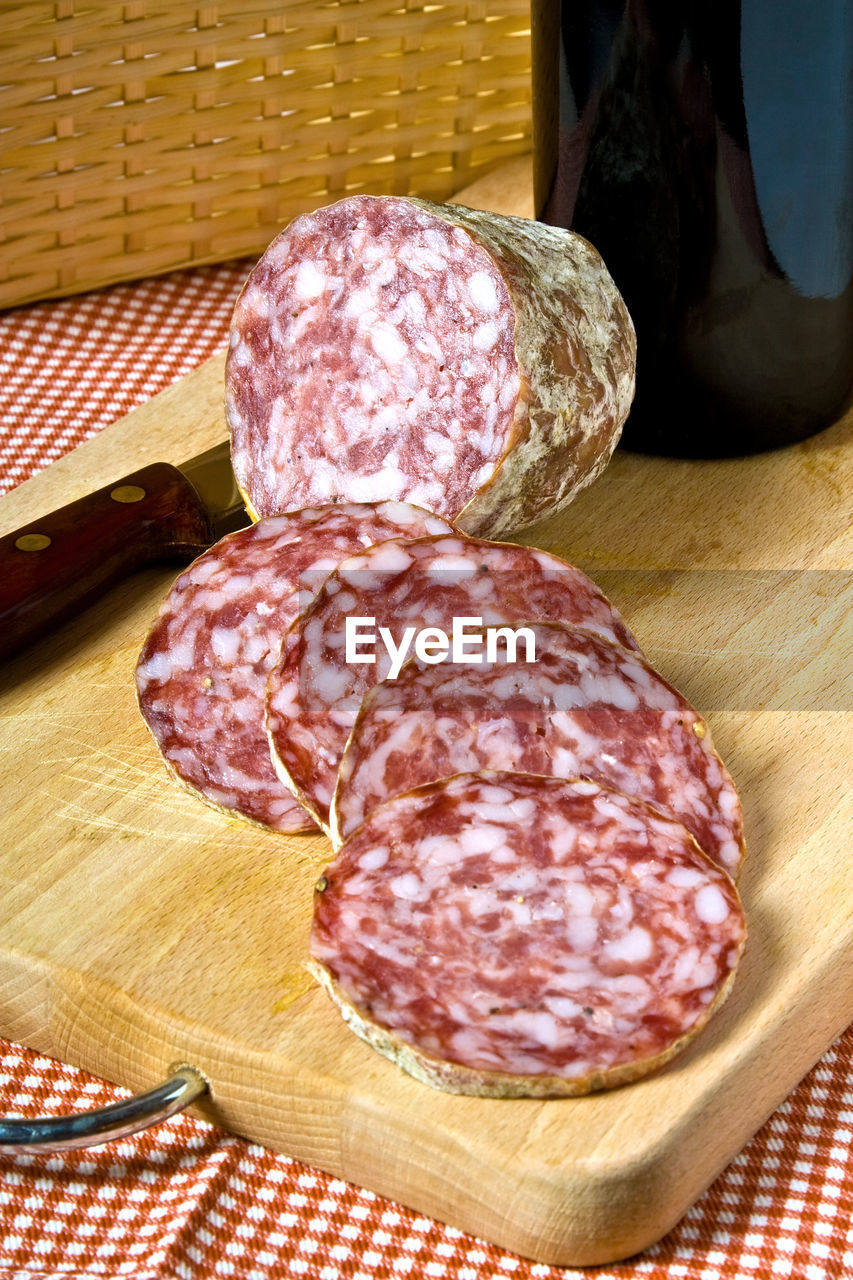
[0,440,249,664]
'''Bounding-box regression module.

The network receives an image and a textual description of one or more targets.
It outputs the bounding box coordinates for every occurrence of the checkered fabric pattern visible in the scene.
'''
[0,262,250,496]
[0,1031,851,1279]
[0,266,851,1278]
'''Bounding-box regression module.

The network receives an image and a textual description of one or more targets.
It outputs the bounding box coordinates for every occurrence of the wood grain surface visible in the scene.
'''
[0,158,851,1267]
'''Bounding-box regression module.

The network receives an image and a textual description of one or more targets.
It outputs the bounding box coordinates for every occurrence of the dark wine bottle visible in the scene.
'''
[531,0,853,456]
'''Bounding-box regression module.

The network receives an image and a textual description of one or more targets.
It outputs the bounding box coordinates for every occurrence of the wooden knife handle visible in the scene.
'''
[0,462,214,664]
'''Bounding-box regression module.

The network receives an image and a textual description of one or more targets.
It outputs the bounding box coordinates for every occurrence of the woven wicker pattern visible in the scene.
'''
[0,1,532,308]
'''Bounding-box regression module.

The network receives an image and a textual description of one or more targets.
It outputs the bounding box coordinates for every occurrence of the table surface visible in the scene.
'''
[0,224,851,1279]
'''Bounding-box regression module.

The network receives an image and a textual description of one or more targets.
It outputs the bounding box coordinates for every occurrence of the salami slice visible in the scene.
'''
[226,195,635,537]
[310,772,746,1097]
[332,620,745,877]
[266,534,640,827]
[135,501,453,833]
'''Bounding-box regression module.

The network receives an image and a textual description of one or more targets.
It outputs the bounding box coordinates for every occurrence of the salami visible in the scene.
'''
[226,195,635,538]
[331,620,745,877]
[310,772,746,1097]
[135,501,453,833]
[266,534,640,827]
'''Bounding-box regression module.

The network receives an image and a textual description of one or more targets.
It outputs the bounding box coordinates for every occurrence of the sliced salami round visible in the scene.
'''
[310,771,746,1097]
[135,501,453,833]
[266,534,639,827]
[332,620,745,877]
[226,194,635,537]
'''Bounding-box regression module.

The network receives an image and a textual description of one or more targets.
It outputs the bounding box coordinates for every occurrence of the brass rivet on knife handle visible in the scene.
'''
[14,533,51,552]
[110,484,147,503]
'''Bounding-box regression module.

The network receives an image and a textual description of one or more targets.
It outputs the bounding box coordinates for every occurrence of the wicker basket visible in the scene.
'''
[0,1,532,308]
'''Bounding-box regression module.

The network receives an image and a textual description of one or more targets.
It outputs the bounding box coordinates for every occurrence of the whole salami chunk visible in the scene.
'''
[332,620,745,877]
[310,772,747,1097]
[226,195,636,537]
[135,501,453,833]
[266,534,639,828]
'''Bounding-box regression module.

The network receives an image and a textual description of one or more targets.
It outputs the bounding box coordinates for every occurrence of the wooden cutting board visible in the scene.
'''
[1,158,851,1267]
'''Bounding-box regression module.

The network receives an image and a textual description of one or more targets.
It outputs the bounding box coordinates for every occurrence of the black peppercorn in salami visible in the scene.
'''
[135,501,453,833]
[331,620,745,877]
[310,772,746,1097]
[226,195,636,538]
[265,534,640,828]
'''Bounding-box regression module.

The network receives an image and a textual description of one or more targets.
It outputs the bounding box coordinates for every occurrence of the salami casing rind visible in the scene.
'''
[135,501,453,833]
[226,195,636,537]
[331,620,745,876]
[310,772,746,1097]
[265,534,640,827]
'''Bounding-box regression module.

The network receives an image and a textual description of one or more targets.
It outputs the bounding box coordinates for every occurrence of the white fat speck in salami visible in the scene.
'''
[310,772,746,1097]
[265,535,640,828]
[135,501,453,833]
[226,195,636,535]
[332,620,745,876]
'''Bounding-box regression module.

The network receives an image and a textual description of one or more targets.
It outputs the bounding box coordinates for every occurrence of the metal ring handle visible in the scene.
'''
[0,1063,208,1154]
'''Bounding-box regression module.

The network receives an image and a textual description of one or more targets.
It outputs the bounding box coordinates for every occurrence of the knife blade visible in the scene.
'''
[0,440,249,664]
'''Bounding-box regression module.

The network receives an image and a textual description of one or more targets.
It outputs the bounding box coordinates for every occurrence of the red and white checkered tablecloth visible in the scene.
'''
[0,267,851,1280]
